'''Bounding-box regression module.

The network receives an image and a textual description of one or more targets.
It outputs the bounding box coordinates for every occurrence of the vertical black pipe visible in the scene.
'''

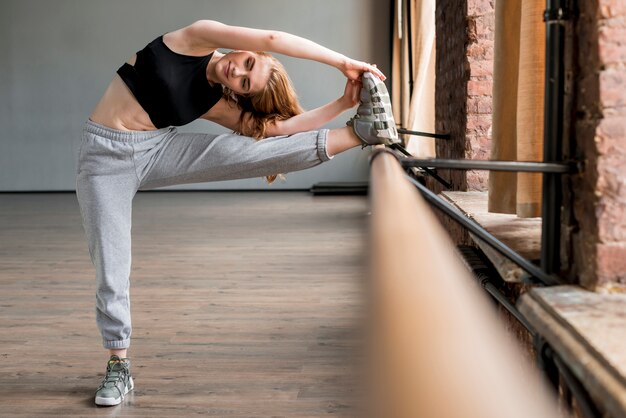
[390,0,396,77]
[406,0,414,97]
[541,0,566,275]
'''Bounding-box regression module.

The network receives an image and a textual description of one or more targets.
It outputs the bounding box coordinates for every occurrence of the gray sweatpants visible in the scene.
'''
[76,120,332,349]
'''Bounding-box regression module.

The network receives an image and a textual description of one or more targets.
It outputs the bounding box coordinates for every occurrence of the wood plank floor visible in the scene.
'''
[0,191,369,417]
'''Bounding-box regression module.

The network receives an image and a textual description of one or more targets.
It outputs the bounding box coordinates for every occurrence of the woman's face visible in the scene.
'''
[215,51,271,95]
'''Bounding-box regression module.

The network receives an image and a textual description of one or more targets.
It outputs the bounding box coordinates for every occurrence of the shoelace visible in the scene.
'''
[97,361,129,397]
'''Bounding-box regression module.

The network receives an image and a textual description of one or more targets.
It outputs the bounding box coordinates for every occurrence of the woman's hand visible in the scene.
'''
[341,58,386,81]
[339,79,362,109]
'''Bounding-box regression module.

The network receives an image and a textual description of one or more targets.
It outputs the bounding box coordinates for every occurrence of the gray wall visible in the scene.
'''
[0,0,390,191]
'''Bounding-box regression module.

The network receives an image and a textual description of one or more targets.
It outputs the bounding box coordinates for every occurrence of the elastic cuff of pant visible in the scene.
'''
[316,129,333,162]
[103,338,131,349]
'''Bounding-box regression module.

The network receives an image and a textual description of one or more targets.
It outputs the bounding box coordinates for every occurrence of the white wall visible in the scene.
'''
[0,0,390,191]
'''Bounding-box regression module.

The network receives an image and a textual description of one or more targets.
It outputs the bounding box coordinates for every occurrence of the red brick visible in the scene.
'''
[597,115,626,138]
[598,25,626,65]
[468,80,493,96]
[467,96,493,114]
[596,243,626,284]
[468,134,492,160]
[596,117,626,155]
[599,69,626,108]
[468,60,494,78]
[597,153,626,196]
[599,0,626,18]
[475,14,496,40]
[467,115,492,133]
[597,204,626,243]
[468,0,495,17]
[467,170,489,191]
[467,40,495,60]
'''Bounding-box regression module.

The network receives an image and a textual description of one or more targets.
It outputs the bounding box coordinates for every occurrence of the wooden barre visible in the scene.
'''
[366,149,562,418]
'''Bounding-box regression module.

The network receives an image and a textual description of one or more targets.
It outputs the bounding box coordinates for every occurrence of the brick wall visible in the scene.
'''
[569,0,626,291]
[434,0,469,193]
[434,0,494,193]
[466,1,495,190]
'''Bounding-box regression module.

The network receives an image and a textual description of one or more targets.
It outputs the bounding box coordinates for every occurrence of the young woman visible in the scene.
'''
[79,19,398,406]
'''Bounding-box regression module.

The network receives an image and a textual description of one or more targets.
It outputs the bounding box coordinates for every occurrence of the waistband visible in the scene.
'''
[84,119,173,142]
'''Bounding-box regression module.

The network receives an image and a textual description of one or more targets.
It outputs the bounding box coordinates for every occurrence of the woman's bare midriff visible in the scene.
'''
[89,75,158,131]
[90,55,158,131]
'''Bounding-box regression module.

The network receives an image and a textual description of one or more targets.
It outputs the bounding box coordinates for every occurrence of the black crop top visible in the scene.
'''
[117,35,224,128]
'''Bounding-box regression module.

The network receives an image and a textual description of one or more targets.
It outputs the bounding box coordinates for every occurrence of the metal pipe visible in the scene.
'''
[543,345,603,418]
[482,281,537,332]
[406,0,414,97]
[536,336,561,392]
[400,158,572,173]
[391,144,452,189]
[458,246,537,334]
[541,0,567,274]
[397,128,451,139]
[404,174,562,286]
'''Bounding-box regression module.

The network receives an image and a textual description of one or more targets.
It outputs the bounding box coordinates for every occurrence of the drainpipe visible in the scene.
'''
[541,0,568,275]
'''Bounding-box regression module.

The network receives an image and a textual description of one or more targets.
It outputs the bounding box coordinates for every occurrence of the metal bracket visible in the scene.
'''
[405,174,562,286]
[543,7,572,22]
[397,128,451,140]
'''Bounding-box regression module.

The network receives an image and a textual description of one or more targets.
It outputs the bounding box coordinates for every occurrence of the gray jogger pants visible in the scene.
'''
[76,120,333,349]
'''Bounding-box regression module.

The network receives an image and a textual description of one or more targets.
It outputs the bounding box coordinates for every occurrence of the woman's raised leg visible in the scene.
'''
[135,128,338,189]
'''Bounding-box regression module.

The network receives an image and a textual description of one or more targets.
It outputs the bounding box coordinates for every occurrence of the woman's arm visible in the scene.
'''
[182,20,385,80]
[268,80,360,136]
[203,79,361,136]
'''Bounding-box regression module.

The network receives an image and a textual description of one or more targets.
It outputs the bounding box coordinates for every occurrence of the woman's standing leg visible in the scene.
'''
[76,127,140,353]
[76,122,177,406]
[76,167,136,355]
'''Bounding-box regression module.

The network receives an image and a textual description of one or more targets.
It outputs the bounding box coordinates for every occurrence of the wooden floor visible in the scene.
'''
[0,191,369,417]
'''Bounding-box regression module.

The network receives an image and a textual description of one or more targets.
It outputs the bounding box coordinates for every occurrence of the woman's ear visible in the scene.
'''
[222,86,238,102]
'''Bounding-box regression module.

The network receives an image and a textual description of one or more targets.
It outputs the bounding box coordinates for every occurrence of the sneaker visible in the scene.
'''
[347,72,400,147]
[94,355,134,406]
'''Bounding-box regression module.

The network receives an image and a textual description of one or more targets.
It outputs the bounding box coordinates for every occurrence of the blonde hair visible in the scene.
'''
[226,52,304,184]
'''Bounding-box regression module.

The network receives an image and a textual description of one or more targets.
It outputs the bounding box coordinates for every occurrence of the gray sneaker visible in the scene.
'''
[347,72,400,147]
[95,355,134,406]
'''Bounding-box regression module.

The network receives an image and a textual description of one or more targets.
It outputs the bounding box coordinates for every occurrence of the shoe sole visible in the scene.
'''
[95,376,134,406]
[362,73,398,143]
[349,72,399,146]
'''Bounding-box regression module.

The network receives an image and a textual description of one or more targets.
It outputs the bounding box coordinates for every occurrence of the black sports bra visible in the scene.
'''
[117,35,224,128]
